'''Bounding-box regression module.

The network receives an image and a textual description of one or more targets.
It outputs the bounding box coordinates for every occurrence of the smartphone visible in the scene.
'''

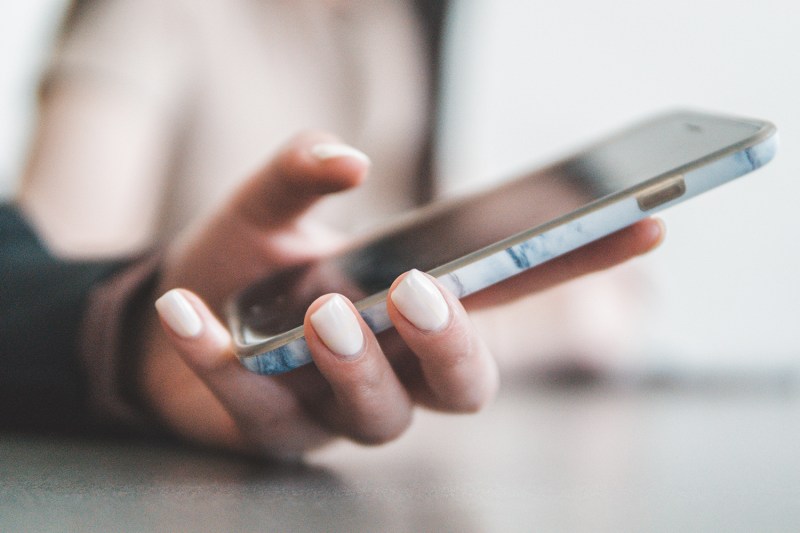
[228,110,777,375]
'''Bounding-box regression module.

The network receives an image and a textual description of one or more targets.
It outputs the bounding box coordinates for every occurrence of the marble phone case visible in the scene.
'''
[232,113,777,375]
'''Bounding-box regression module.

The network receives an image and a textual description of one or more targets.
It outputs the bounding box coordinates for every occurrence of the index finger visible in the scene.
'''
[229,131,371,229]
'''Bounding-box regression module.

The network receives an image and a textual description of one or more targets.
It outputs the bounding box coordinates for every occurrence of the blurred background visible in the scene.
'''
[0,0,64,195]
[438,0,800,375]
[1,0,798,375]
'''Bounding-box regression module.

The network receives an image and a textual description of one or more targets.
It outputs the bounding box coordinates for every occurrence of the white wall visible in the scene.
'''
[0,1,66,197]
[440,0,800,370]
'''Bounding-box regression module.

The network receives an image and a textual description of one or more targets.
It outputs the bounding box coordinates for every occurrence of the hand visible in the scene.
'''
[141,132,665,457]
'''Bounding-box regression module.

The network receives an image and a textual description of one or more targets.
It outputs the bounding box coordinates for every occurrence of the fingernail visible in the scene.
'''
[155,289,203,338]
[310,295,364,358]
[391,270,450,332]
[311,143,371,165]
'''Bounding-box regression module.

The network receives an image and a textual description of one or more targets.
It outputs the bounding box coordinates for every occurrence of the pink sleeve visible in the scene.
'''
[79,254,163,433]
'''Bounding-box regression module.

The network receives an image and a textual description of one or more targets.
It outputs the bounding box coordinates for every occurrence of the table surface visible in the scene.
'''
[2,378,798,532]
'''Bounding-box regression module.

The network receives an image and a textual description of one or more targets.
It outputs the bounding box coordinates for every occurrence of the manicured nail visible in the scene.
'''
[390,270,450,332]
[310,295,364,358]
[310,143,371,165]
[155,289,203,338]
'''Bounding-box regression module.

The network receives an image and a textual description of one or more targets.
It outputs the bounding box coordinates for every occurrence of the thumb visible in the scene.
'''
[229,131,371,229]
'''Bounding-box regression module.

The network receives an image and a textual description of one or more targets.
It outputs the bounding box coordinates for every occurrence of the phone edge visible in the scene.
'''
[237,120,778,375]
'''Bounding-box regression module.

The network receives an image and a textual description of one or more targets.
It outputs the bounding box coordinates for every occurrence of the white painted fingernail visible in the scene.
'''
[311,143,371,165]
[391,270,450,332]
[310,295,364,358]
[155,289,203,338]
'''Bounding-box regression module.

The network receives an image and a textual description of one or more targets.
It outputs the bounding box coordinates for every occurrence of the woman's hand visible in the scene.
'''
[140,132,664,458]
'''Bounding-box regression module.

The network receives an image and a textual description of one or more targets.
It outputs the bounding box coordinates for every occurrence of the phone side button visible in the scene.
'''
[636,175,686,211]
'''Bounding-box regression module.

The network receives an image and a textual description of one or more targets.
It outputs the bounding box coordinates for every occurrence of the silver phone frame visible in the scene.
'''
[229,110,777,374]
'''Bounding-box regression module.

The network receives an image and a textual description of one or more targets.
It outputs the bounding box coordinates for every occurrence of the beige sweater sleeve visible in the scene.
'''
[19,0,190,258]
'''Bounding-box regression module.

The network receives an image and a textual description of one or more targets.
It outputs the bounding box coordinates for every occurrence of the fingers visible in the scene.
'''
[157,284,497,451]
[155,289,330,456]
[387,270,499,411]
[335,219,663,414]
[230,131,371,229]
[160,131,368,311]
[465,217,666,310]
[304,294,414,445]
[156,216,663,453]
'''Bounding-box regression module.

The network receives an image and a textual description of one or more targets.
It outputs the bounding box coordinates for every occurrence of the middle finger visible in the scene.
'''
[305,294,413,445]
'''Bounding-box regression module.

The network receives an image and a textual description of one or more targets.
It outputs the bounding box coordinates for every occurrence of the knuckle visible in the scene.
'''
[335,374,414,446]
[334,351,391,395]
[426,327,476,370]
[432,349,470,371]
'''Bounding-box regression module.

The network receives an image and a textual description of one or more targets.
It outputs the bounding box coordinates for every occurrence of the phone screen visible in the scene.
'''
[235,112,763,341]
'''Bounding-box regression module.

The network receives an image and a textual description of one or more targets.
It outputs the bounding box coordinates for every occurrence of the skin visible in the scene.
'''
[142,131,666,458]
